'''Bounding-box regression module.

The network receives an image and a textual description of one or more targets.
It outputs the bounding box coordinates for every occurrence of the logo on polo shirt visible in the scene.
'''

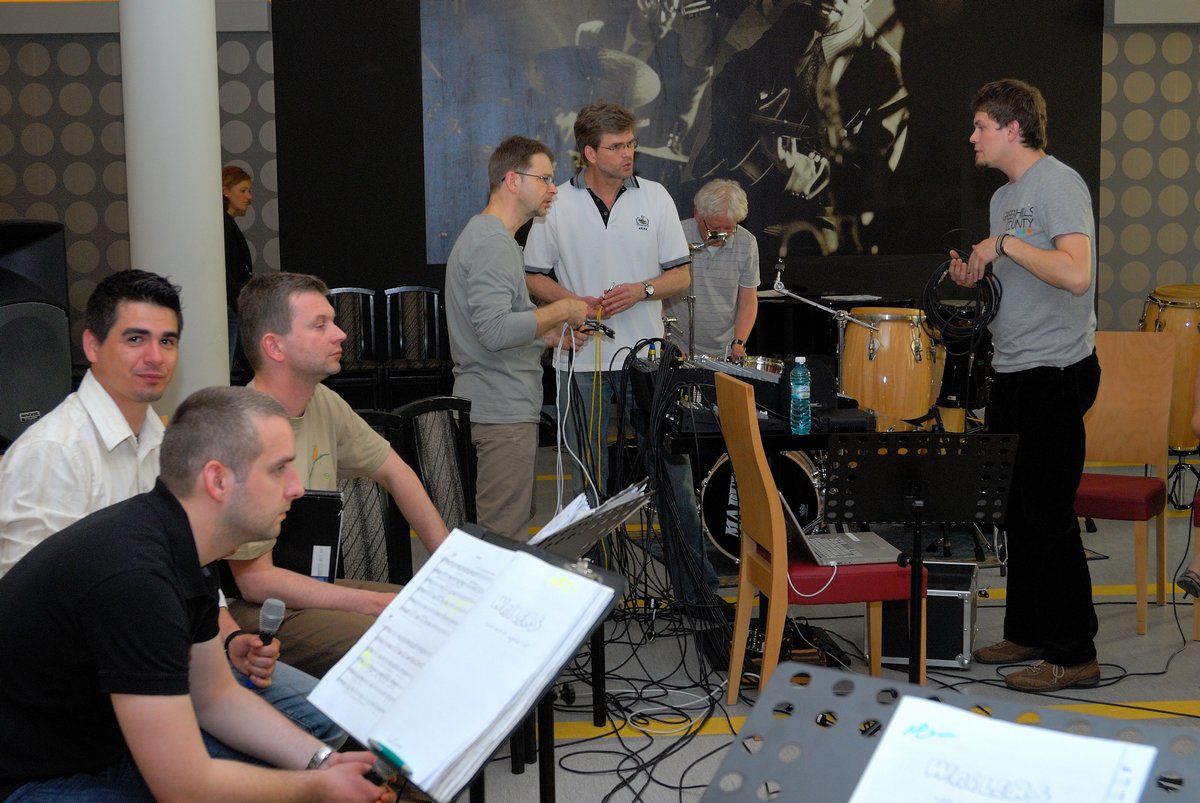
[635,215,649,230]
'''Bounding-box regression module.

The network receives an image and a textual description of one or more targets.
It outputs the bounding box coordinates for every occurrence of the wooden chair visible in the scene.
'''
[393,395,476,533]
[713,373,925,704]
[1074,330,1174,635]
[325,287,383,410]
[383,286,451,409]
[345,411,418,585]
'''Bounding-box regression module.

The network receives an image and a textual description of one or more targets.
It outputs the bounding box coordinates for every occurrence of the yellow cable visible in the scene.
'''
[590,305,604,496]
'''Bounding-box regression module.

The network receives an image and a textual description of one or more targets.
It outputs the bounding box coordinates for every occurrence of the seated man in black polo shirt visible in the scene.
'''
[0,387,393,802]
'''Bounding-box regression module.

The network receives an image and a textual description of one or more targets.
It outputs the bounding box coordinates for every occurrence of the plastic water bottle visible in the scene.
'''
[790,356,811,435]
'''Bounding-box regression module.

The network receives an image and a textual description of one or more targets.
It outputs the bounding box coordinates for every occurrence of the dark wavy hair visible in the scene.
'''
[972,79,1048,151]
[84,269,182,343]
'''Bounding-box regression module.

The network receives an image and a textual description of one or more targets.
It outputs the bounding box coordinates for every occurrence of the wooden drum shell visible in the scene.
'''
[1140,285,1200,451]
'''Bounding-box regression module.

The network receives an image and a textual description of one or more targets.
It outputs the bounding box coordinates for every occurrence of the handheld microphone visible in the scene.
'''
[258,598,286,645]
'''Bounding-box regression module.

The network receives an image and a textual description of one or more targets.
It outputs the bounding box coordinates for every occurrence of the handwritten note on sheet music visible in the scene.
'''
[849,697,1157,803]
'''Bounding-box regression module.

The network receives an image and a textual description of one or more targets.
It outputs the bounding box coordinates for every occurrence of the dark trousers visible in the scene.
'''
[987,352,1101,666]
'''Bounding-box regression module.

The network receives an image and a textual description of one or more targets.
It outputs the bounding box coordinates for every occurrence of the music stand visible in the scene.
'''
[823,432,1017,684]
[700,662,1186,803]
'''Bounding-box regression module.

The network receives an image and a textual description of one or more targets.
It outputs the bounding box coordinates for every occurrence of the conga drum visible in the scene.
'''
[842,308,942,431]
[1139,285,1200,451]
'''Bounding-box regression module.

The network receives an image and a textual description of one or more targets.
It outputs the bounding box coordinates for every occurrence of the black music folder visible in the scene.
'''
[272,489,343,582]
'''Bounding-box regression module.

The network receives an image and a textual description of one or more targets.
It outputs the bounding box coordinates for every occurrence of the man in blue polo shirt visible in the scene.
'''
[525,101,691,501]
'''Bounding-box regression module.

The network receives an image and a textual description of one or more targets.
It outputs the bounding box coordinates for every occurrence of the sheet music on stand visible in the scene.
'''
[308,527,625,803]
[528,480,652,558]
[702,663,1180,803]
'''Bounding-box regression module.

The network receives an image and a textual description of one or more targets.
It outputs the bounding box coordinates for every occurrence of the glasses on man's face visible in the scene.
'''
[514,171,555,186]
[595,139,638,154]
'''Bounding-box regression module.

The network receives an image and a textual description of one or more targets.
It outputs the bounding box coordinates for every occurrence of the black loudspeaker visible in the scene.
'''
[0,220,69,304]
[0,220,73,450]
[0,302,71,449]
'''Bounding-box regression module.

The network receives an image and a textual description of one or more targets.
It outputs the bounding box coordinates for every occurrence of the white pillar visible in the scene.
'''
[119,0,228,417]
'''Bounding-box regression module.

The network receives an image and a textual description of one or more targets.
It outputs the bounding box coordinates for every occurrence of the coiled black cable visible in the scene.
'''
[920,256,1003,357]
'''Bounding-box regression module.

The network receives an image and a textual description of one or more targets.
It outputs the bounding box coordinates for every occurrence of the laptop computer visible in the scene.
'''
[781,491,901,567]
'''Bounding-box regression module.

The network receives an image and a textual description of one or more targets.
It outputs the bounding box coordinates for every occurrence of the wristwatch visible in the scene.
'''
[730,338,746,349]
[307,744,334,770]
[642,281,655,298]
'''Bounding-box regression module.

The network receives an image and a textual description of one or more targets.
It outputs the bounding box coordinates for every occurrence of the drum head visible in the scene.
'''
[1150,284,1200,305]
[700,450,821,563]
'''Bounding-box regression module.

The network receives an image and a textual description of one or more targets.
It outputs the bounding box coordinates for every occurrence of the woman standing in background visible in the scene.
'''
[223,165,254,375]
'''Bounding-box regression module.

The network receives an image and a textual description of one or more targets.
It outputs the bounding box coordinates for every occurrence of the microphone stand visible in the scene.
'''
[661,317,682,354]
[769,258,877,393]
[686,232,728,357]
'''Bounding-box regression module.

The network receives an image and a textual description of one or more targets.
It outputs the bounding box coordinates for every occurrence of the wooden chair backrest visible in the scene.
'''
[714,373,788,564]
[1083,330,1174,476]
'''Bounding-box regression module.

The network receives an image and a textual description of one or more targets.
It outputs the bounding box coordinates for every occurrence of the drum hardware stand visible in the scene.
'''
[771,264,876,393]
[924,522,995,563]
[684,231,729,356]
[1166,448,1200,510]
[993,525,1008,576]
[901,406,947,432]
[907,350,1000,564]
[661,316,682,355]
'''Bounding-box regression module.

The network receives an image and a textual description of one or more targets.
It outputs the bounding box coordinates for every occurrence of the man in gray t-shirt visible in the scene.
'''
[950,79,1101,694]
[657,180,761,611]
[446,136,587,541]
[664,179,761,360]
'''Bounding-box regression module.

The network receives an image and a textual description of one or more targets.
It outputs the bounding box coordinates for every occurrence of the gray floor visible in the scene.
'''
[435,450,1200,803]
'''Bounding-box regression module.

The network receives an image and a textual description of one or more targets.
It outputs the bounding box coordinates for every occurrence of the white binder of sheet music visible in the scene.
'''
[309,528,614,803]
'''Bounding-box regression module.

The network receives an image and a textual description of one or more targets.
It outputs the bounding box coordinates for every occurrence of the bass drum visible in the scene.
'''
[700,450,822,563]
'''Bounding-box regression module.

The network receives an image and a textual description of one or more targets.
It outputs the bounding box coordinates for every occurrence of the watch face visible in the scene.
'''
[644,283,654,296]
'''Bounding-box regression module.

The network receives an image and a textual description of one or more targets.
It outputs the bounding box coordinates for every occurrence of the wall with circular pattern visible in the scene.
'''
[1099,28,1200,331]
[2,26,1198,352]
[0,32,278,352]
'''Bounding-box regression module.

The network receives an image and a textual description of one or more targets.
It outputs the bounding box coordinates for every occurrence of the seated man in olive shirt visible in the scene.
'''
[226,272,450,677]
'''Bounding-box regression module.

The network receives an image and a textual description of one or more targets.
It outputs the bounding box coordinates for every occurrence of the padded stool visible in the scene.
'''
[783,556,926,680]
[1075,473,1167,634]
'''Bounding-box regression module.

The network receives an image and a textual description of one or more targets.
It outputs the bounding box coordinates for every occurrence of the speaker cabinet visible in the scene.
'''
[0,219,73,447]
[0,301,72,449]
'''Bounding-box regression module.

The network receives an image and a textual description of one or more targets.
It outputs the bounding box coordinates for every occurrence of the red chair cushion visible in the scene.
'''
[1074,473,1166,522]
[785,556,925,605]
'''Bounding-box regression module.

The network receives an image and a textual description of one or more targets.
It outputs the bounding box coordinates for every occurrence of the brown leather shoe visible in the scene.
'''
[972,639,1044,665]
[1004,659,1100,692]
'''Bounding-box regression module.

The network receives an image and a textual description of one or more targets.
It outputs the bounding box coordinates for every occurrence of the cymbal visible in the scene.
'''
[529,46,661,109]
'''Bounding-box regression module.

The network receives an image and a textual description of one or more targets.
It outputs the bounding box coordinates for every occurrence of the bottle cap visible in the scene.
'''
[796,356,806,365]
